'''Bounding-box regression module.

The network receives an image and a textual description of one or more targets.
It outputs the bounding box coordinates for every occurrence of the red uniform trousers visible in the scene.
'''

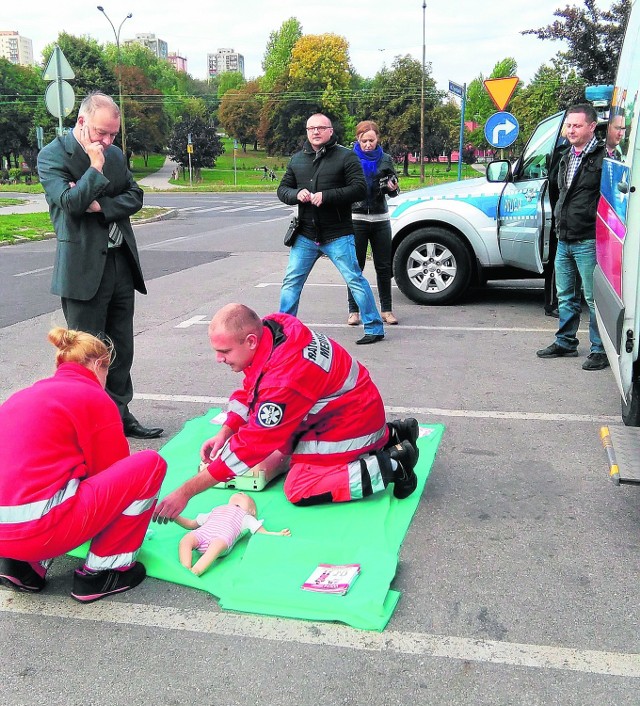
[0,450,166,572]
[283,436,391,504]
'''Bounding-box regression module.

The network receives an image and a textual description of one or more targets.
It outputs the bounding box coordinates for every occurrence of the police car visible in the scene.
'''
[389,110,568,305]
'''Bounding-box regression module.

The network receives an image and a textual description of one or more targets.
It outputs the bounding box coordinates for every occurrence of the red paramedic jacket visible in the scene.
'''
[206,313,387,483]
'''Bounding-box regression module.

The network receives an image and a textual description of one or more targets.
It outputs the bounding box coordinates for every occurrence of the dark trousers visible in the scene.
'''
[61,248,136,423]
[347,219,393,313]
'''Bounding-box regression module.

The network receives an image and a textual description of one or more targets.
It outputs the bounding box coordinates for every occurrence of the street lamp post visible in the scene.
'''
[420,0,426,184]
[97,6,132,158]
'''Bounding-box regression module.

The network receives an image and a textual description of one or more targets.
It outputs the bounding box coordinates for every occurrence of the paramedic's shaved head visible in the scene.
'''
[208,304,263,372]
[209,304,262,342]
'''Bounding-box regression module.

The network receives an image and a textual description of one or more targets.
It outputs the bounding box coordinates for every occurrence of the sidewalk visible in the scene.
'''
[138,156,183,190]
[0,193,48,214]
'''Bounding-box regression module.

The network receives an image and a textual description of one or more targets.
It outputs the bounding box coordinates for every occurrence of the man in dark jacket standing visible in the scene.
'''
[37,92,163,437]
[536,104,609,371]
[277,114,385,345]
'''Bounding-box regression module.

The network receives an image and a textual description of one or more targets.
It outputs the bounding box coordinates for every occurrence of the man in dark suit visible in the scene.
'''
[37,92,163,438]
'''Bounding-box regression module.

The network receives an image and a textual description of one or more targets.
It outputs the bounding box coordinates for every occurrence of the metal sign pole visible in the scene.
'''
[457,83,466,181]
[55,49,64,136]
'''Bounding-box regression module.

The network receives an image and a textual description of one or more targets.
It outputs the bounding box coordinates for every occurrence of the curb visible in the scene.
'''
[134,208,179,224]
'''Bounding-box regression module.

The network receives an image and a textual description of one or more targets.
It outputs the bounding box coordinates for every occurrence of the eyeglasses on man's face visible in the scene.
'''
[306,126,332,132]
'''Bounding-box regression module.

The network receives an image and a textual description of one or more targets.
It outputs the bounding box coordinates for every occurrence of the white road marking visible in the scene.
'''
[143,236,188,249]
[133,393,619,424]
[222,204,266,213]
[253,204,290,212]
[173,316,570,335]
[13,266,53,277]
[175,315,209,329]
[0,594,637,678]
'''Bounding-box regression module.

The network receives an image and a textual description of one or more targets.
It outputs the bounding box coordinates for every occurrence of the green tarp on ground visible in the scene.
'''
[71,409,444,631]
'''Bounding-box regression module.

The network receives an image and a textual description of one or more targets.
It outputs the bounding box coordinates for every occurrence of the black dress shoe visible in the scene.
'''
[123,419,164,439]
[356,334,385,345]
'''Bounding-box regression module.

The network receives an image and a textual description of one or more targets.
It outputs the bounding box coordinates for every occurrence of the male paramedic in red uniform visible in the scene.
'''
[154,303,419,520]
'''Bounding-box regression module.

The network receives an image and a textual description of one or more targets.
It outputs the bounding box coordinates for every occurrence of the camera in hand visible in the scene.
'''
[379,175,398,190]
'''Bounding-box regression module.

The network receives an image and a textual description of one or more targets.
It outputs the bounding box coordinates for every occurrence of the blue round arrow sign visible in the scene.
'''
[484,111,519,148]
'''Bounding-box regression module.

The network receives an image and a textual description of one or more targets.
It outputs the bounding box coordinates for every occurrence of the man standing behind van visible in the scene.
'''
[536,104,609,371]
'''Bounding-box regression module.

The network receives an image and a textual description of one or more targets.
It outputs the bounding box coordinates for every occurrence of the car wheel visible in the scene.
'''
[621,378,640,426]
[393,227,472,305]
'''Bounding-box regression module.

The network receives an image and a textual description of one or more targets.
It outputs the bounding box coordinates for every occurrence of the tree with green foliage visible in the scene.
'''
[261,18,303,93]
[258,87,318,156]
[218,81,261,151]
[0,58,50,172]
[42,33,117,119]
[168,113,224,173]
[217,71,246,99]
[510,61,585,139]
[425,101,461,169]
[259,32,354,155]
[119,65,170,164]
[356,55,441,175]
[522,0,631,85]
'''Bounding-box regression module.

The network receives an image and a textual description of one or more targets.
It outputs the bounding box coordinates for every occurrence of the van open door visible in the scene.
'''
[496,111,565,272]
[594,2,640,425]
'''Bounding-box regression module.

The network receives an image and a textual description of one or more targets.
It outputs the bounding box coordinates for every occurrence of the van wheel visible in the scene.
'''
[393,227,472,305]
[621,380,640,426]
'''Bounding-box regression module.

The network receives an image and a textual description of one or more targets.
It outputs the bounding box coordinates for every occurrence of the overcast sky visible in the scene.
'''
[12,0,615,91]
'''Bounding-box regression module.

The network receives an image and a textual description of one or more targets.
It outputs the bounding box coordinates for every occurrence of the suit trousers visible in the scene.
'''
[62,247,136,422]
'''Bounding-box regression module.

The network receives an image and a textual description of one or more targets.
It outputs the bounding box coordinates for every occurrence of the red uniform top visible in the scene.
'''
[0,363,130,539]
[207,313,387,483]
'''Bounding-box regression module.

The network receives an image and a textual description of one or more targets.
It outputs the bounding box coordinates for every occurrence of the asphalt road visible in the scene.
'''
[0,194,638,705]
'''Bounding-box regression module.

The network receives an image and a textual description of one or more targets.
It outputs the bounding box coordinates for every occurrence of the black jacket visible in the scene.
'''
[351,151,399,215]
[277,136,366,243]
[554,141,605,241]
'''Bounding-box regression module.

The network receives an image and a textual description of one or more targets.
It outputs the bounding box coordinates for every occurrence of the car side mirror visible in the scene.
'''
[486,160,511,183]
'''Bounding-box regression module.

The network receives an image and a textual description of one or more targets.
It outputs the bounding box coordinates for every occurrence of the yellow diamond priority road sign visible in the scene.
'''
[483,77,519,112]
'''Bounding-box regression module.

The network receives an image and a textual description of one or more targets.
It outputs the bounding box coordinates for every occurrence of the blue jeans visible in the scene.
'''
[554,239,603,353]
[280,235,384,335]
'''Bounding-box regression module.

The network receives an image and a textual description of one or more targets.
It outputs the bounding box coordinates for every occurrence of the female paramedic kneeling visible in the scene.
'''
[0,328,167,603]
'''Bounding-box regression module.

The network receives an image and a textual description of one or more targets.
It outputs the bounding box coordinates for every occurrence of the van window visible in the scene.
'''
[516,112,565,181]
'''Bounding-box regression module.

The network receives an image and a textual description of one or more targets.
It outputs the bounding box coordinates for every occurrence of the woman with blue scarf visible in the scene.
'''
[347,121,400,326]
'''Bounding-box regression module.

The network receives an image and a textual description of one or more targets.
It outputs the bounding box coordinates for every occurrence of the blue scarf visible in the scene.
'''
[354,143,383,196]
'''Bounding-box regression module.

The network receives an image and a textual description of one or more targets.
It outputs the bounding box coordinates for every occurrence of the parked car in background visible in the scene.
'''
[389,111,568,305]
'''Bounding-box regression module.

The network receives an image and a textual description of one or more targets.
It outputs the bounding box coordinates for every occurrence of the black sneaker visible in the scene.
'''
[387,418,420,458]
[356,334,385,345]
[0,558,46,593]
[71,562,146,604]
[536,343,578,358]
[582,352,610,371]
[389,441,419,499]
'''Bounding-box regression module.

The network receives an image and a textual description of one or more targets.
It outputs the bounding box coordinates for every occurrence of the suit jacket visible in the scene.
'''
[37,131,146,300]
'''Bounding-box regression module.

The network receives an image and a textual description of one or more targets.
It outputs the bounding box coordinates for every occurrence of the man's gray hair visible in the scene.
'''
[78,92,120,119]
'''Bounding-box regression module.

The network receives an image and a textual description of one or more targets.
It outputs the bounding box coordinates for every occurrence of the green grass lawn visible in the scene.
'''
[0,207,171,244]
[168,138,480,191]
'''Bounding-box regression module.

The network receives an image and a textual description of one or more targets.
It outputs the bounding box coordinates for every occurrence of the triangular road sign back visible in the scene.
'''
[43,46,75,81]
[483,77,519,111]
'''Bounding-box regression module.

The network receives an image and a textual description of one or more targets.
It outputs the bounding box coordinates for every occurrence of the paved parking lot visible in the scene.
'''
[1,210,638,705]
